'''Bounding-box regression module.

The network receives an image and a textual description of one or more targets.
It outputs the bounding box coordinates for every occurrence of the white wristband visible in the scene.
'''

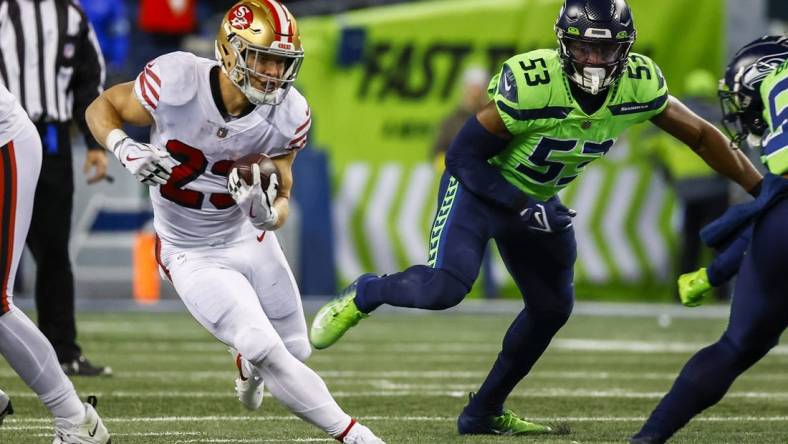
[106,129,129,156]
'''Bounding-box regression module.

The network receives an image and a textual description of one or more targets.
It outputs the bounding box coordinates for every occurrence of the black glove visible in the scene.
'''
[519,196,577,233]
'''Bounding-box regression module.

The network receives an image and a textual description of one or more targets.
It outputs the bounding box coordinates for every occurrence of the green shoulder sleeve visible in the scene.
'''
[489,49,567,136]
[611,53,670,122]
[759,60,788,175]
[760,59,788,131]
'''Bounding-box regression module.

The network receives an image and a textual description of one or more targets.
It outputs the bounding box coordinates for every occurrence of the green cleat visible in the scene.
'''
[458,393,552,435]
[309,275,374,349]
[678,267,712,307]
[490,409,552,435]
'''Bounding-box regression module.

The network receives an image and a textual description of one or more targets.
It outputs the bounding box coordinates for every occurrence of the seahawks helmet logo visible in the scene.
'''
[739,52,788,91]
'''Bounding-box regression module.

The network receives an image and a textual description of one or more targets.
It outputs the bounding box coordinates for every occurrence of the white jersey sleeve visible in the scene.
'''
[133,52,200,126]
[268,87,311,157]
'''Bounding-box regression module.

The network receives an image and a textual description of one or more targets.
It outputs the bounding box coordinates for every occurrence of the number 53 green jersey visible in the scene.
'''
[488,49,669,201]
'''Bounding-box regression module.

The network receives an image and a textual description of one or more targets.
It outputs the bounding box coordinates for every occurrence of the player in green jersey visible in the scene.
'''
[311,0,763,436]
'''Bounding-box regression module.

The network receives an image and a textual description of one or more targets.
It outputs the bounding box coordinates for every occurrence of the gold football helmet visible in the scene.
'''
[215,0,304,106]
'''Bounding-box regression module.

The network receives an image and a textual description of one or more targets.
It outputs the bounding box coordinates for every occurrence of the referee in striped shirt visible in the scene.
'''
[0,0,110,376]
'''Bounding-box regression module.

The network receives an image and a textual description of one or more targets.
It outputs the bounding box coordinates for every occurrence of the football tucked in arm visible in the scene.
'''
[230,153,279,189]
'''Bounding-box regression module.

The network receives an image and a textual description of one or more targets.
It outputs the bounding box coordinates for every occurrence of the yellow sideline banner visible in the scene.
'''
[295,0,724,292]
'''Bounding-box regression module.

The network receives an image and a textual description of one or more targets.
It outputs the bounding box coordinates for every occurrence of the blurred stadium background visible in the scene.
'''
[2,0,788,443]
[15,0,785,304]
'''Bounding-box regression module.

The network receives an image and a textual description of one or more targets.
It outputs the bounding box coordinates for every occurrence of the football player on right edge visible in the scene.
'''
[631,35,788,444]
[85,1,383,442]
[310,0,763,437]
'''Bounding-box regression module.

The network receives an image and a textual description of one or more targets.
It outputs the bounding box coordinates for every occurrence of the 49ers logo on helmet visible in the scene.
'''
[229,4,253,30]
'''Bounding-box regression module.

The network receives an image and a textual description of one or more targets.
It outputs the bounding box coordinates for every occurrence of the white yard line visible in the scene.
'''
[29,431,202,437]
[7,415,788,426]
[5,389,788,400]
[82,339,788,355]
[3,368,784,382]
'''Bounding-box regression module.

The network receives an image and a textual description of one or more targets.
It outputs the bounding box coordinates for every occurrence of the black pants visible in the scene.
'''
[26,122,80,362]
[635,195,788,441]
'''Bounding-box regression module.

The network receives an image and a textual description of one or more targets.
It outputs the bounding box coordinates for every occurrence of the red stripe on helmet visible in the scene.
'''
[260,0,284,35]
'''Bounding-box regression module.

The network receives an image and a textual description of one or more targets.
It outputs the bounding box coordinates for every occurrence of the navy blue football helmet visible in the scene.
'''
[719,35,788,147]
[555,0,636,95]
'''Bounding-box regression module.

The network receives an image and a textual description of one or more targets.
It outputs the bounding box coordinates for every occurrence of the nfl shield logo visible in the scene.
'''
[217,127,228,138]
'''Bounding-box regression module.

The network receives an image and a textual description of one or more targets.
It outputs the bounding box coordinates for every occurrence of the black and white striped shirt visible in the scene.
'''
[0,0,105,148]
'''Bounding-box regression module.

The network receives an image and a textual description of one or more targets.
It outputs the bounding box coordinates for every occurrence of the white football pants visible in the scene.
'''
[0,120,84,423]
[158,228,352,436]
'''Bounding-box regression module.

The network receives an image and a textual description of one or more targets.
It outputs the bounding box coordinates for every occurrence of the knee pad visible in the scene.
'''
[234,327,280,365]
[283,337,311,362]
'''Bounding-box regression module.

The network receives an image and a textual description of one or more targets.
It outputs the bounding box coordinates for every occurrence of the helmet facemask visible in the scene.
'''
[718,85,766,148]
[218,32,304,106]
[558,32,633,95]
[215,1,305,107]
[719,51,787,148]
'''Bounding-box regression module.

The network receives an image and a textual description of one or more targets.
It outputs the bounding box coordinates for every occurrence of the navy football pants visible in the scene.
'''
[634,195,788,441]
[355,173,576,415]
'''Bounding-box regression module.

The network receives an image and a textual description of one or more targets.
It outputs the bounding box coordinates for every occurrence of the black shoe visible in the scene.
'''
[61,355,113,377]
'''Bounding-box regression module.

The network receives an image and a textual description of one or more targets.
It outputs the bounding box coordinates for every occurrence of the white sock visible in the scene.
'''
[0,309,84,423]
[253,343,351,436]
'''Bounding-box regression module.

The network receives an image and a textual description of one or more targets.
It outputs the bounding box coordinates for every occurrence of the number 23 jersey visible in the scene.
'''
[133,51,311,246]
[488,49,668,201]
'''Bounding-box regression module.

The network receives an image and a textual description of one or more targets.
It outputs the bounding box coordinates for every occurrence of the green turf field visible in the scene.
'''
[1,309,787,443]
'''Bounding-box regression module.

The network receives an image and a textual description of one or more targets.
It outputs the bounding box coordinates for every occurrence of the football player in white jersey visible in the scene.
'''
[0,84,110,443]
[85,1,383,443]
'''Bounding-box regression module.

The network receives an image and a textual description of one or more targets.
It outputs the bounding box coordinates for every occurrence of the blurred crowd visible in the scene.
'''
[86,0,412,85]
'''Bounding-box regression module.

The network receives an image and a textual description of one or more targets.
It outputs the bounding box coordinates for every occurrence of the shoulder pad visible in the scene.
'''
[492,49,559,108]
[491,49,569,134]
[134,51,199,112]
[760,62,788,131]
[624,53,669,103]
[277,87,311,151]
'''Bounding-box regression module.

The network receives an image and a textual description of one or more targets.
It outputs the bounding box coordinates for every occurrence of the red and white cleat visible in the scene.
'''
[337,419,386,444]
[229,349,264,411]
